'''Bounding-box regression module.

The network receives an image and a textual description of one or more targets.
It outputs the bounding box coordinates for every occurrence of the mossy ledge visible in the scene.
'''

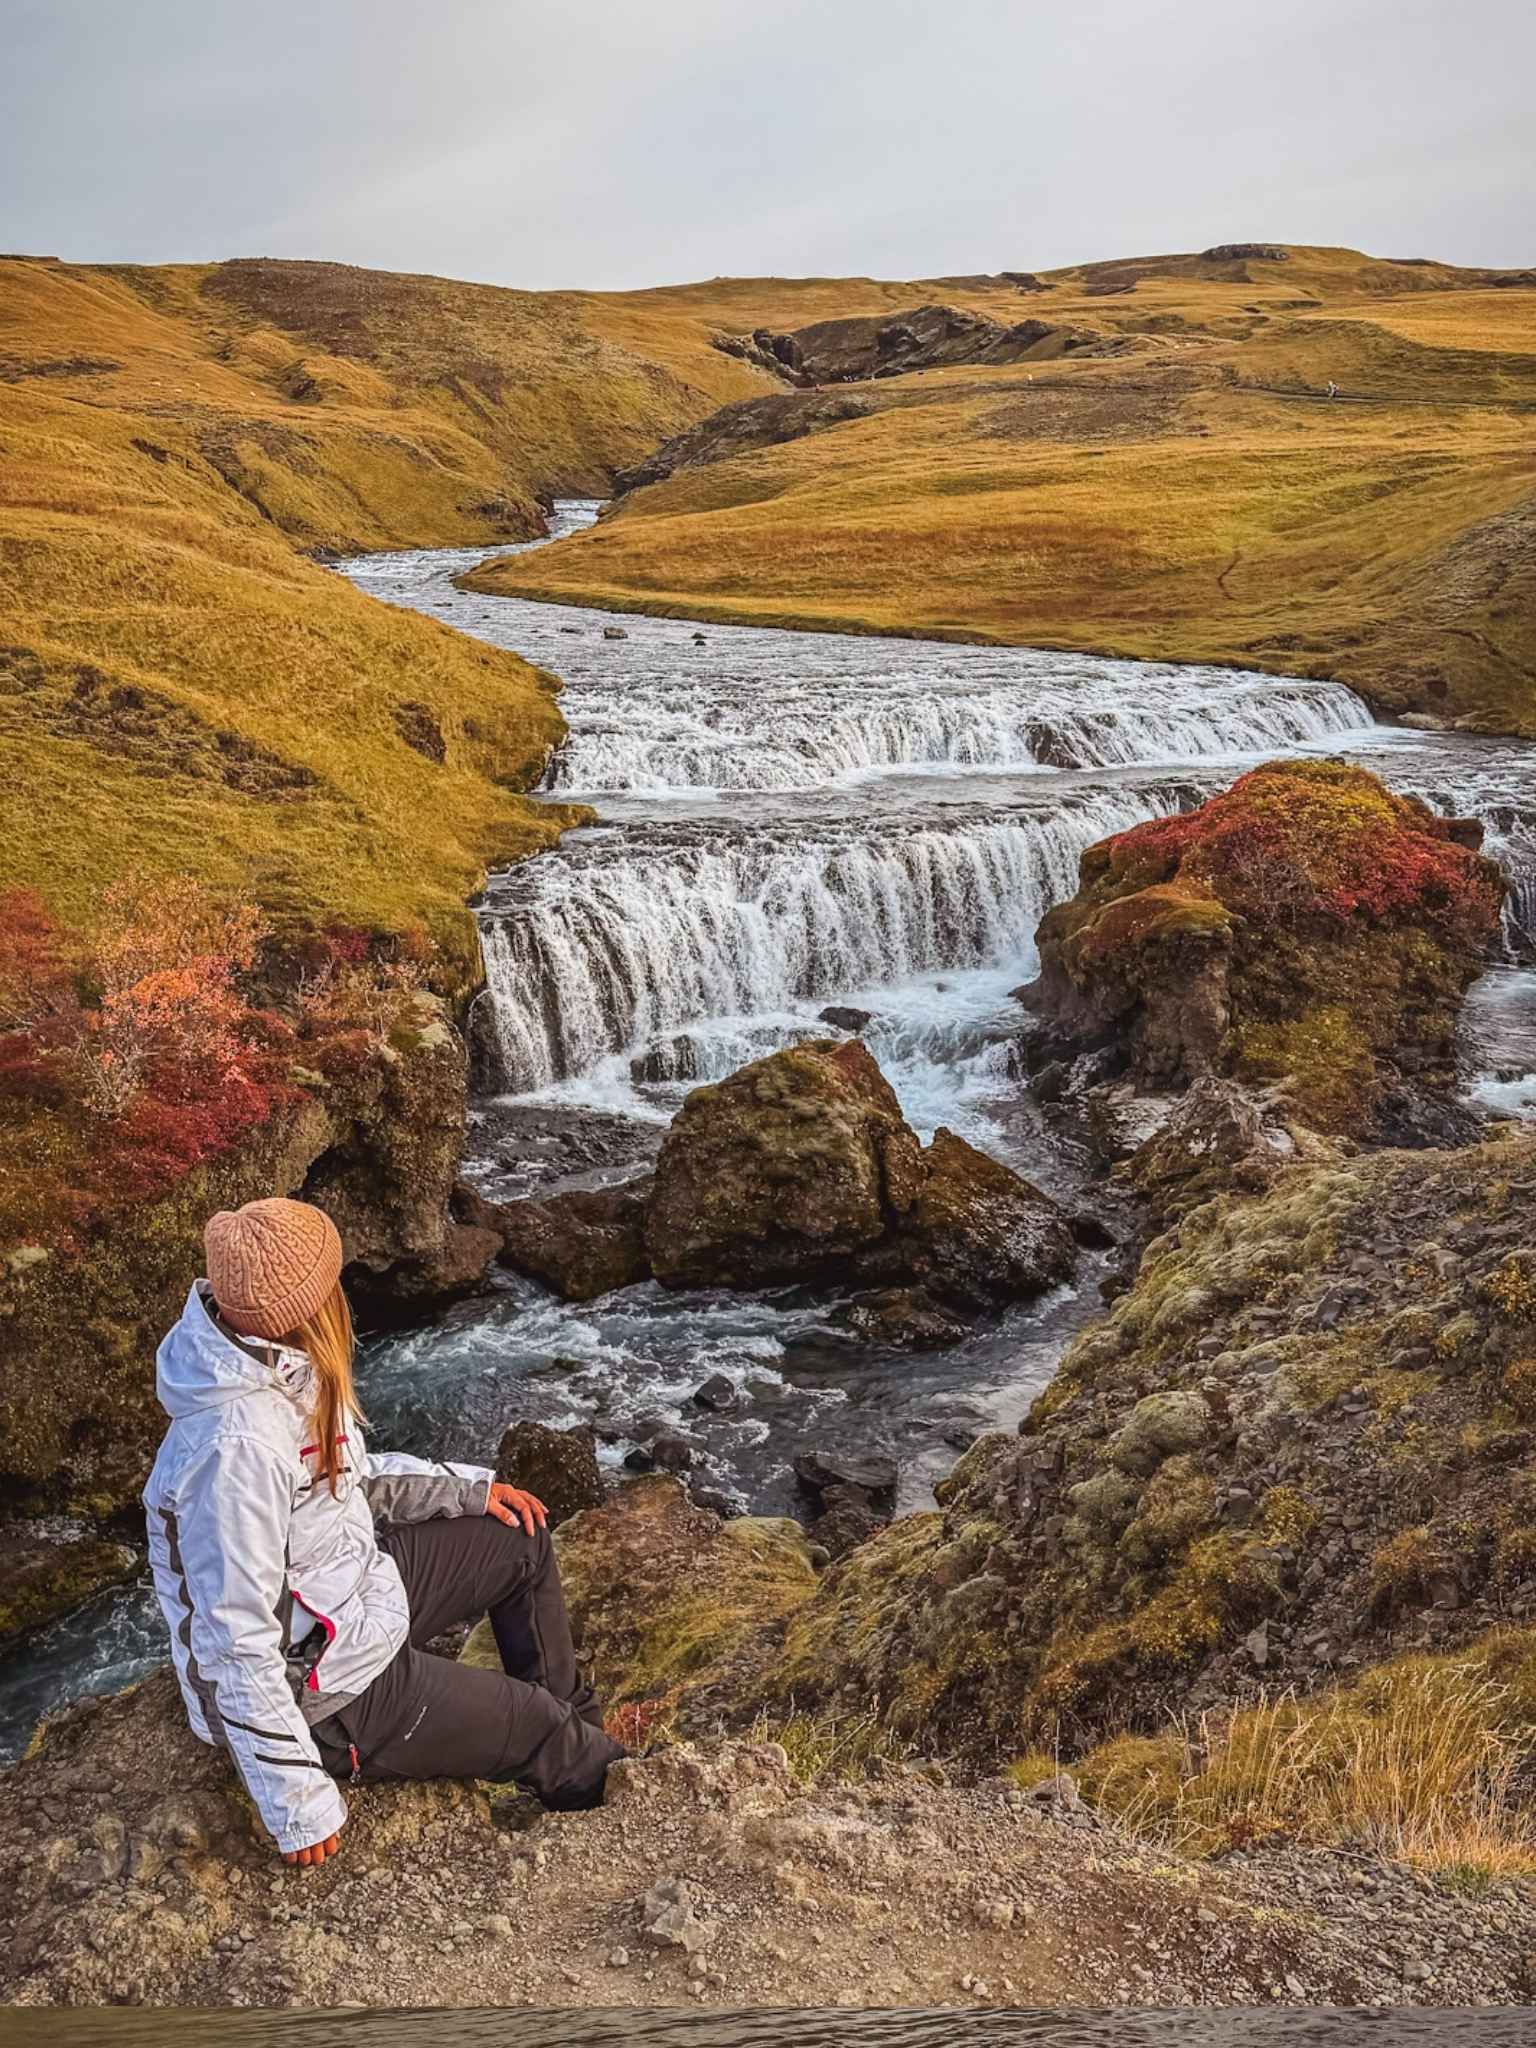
[0,997,482,1521]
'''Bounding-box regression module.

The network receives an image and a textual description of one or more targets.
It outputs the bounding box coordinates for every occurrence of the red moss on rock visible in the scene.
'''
[1022,760,1504,1131]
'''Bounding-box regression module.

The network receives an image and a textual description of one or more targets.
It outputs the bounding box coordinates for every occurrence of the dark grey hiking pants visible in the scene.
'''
[312,1514,623,1807]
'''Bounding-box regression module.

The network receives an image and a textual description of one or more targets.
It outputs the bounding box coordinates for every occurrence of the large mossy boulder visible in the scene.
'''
[744,1128,1536,1755]
[645,1040,1072,1308]
[645,1040,925,1288]
[1020,760,1504,1132]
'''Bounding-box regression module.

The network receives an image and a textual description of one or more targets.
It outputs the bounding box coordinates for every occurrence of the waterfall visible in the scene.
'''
[544,671,1375,794]
[1393,775,1536,961]
[479,787,1189,1091]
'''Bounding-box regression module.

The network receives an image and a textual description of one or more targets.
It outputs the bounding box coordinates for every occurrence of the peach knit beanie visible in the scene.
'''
[204,1198,343,1339]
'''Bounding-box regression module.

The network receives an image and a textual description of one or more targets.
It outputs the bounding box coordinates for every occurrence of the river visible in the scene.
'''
[1,501,1532,1763]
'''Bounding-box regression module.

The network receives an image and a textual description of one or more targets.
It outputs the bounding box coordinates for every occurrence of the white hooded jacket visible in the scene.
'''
[143,1282,491,1853]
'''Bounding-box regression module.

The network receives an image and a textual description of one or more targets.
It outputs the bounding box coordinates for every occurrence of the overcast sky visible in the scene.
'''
[4,0,1530,288]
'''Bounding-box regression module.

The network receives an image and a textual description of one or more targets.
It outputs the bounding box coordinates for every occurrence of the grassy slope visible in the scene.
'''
[2,256,1058,950]
[6,244,1533,959]
[0,256,768,957]
[470,247,1536,736]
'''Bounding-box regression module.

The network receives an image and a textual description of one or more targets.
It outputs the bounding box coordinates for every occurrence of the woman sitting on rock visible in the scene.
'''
[142,1197,622,1867]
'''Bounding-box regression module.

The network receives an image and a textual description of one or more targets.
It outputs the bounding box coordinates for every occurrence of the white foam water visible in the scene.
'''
[544,669,1374,795]
[478,791,1185,1094]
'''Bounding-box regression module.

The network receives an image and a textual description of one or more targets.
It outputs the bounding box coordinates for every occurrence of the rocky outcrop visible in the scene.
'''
[0,997,485,1518]
[1019,760,1504,1134]
[1200,244,1289,264]
[735,1129,1536,1754]
[644,1041,1074,1309]
[612,392,874,496]
[1119,1076,1311,1229]
[711,305,1104,390]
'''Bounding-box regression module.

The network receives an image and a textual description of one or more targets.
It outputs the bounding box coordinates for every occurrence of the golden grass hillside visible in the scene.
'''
[0,254,766,958]
[470,246,1536,736]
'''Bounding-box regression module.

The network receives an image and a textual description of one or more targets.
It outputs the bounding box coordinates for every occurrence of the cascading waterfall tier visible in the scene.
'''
[335,508,1536,1097]
[543,669,1373,794]
[479,783,1201,1091]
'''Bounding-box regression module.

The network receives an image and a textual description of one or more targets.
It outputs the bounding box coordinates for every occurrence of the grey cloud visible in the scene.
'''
[2,0,1530,284]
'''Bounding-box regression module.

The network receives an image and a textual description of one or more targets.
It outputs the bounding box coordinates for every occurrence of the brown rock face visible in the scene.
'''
[645,1041,925,1289]
[483,1182,652,1301]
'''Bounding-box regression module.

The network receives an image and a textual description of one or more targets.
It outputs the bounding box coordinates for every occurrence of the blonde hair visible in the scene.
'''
[287,1284,367,1496]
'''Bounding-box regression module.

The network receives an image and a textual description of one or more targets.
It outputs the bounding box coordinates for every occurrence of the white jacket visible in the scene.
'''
[143,1283,491,1852]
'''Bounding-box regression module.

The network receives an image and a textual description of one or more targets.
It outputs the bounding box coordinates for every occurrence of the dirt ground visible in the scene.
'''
[2,1669,1532,2010]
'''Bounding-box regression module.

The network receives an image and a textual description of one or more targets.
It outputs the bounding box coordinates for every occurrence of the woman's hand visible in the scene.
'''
[282,1832,341,1868]
[487,1483,548,1535]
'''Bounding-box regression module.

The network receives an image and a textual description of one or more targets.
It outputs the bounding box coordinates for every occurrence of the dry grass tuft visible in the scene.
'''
[1078,1652,1536,1878]
[747,1702,912,1784]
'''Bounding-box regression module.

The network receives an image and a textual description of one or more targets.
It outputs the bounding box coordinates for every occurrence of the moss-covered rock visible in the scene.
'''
[550,1476,819,1729]
[645,1041,1072,1311]
[1021,760,1504,1133]
[0,1523,142,1650]
[645,1040,925,1289]
[0,998,484,1519]
[712,1129,1536,1756]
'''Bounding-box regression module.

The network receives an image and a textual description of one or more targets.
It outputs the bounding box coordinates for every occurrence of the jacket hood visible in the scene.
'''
[155,1281,312,1420]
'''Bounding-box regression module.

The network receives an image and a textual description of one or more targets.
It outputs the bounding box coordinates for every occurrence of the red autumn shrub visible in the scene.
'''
[1104,760,1503,943]
[2,874,443,1250]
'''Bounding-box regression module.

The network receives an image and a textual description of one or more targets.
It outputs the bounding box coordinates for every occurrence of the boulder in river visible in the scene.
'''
[691,1372,739,1411]
[818,1004,874,1032]
[645,1040,1073,1308]
[1018,759,1505,1134]
[0,1523,142,1651]
[838,1285,970,1349]
[862,1125,1076,1311]
[794,1447,898,1511]
[630,1034,701,1086]
[485,1181,653,1301]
